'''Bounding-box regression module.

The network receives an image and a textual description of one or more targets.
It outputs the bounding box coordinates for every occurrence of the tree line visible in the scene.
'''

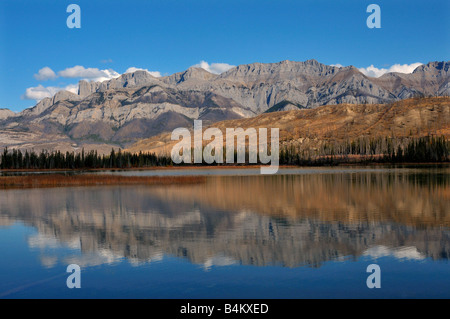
[1,135,449,170]
[279,135,450,165]
[0,148,172,170]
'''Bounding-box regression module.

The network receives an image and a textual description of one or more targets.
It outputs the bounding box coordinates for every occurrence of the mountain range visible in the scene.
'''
[0,59,448,152]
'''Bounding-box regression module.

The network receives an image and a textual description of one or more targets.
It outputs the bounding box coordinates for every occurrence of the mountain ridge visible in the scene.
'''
[1,60,448,152]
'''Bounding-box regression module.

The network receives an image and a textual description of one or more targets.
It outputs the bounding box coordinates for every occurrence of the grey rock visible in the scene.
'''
[0,108,15,120]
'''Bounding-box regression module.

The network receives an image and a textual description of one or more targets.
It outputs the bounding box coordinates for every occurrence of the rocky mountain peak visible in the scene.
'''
[53,90,79,103]
[304,58,319,65]
[219,59,341,82]
[0,108,15,120]
[103,70,160,89]
[181,67,217,82]
[19,90,81,117]
[78,70,163,98]
[162,67,217,85]
[78,80,98,97]
[413,61,449,76]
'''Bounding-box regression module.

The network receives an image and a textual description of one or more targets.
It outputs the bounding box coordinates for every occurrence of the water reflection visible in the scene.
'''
[0,170,448,269]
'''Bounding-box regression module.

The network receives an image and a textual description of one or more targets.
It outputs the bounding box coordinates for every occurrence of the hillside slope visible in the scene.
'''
[126,97,450,154]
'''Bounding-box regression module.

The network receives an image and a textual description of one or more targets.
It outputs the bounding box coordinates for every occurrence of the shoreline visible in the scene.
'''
[0,162,449,173]
[0,174,206,189]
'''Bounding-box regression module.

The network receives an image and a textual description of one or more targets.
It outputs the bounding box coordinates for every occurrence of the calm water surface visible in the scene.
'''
[0,167,448,298]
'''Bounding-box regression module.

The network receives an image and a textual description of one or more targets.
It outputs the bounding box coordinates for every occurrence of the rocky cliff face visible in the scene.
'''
[0,60,448,151]
[373,61,450,99]
[0,109,15,120]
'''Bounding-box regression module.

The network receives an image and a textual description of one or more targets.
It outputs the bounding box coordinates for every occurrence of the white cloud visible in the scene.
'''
[34,67,57,81]
[330,63,344,68]
[23,64,166,103]
[31,65,120,83]
[28,233,62,249]
[62,84,79,94]
[22,84,78,101]
[63,249,124,267]
[58,65,105,78]
[92,69,121,82]
[388,62,424,74]
[193,61,235,74]
[22,85,59,101]
[359,62,423,78]
[24,64,163,102]
[363,245,425,260]
[58,65,120,82]
[125,67,161,78]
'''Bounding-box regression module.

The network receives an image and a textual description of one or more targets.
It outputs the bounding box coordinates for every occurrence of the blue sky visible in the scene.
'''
[0,0,449,111]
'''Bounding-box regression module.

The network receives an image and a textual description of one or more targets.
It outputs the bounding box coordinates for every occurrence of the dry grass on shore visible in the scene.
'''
[0,174,206,189]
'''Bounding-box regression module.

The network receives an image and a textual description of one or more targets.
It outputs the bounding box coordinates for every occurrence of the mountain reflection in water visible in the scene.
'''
[0,170,448,269]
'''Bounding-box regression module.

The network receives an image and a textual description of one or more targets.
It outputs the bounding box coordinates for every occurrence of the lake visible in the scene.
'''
[0,167,449,298]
